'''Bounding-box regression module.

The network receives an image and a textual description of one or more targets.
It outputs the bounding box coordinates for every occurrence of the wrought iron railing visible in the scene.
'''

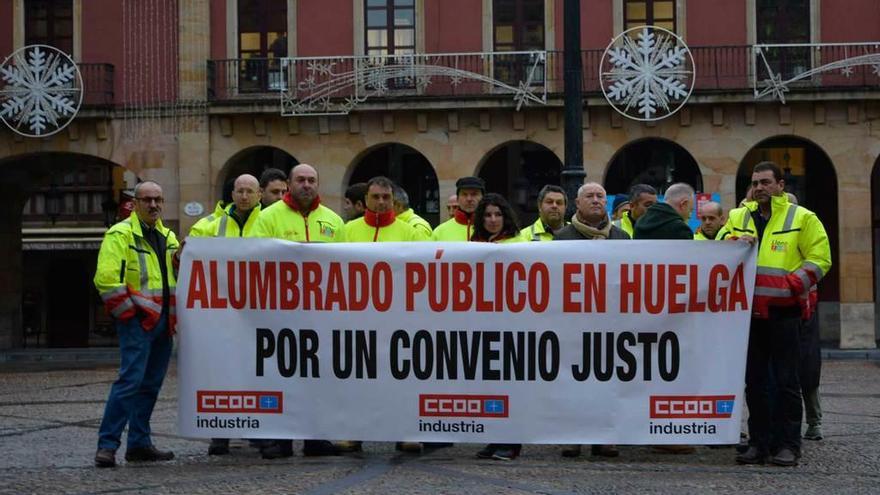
[206,45,880,106]
[79,63,114,107]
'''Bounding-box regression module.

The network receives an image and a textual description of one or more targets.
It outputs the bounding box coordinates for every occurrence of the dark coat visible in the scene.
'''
[632,203,693,240]
[553,223,630,240]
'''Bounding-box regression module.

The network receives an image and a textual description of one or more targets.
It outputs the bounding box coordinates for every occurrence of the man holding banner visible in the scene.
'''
[721,161,831,467]
[251,164,344,458]
[553,182,627,458]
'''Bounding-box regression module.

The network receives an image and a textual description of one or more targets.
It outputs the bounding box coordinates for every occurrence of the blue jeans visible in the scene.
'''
[97,313,172,450]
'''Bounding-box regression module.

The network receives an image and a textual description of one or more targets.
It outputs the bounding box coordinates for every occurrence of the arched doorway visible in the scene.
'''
[739,136,841,343]
[477,141,563,227]
[348,143,440,227]
[604,138,703,196]
[0,153,136,349]
[218,146,299,204]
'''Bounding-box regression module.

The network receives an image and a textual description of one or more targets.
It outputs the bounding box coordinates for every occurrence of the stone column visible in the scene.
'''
[837,169,876,349]
[177,0,212,235]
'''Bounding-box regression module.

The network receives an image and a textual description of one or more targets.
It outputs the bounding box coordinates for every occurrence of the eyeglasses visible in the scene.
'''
[136,196,164,204]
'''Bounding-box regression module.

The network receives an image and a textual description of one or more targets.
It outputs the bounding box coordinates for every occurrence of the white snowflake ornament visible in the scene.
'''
[599,26,695,121]
[0,45,83,137]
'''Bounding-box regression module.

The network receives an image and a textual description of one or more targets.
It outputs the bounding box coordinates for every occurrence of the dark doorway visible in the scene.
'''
[478,140,562,228]
[348,144,440,227]
[739,136,840,342]
[220,146,299,204]
[45,252,92,347]
[604,138,703,196]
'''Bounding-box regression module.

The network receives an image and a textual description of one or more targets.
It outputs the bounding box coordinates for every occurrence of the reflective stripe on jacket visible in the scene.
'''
[94,212,179,332]
[520,218,564,241]
[718,195,831,319]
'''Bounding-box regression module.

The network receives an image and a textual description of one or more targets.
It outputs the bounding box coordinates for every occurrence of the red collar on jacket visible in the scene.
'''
[364,209,396,227]
[454,208,474,225]
[283,192,320,213]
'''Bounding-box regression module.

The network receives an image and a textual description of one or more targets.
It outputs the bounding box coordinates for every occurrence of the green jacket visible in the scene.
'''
[633,203,693,240]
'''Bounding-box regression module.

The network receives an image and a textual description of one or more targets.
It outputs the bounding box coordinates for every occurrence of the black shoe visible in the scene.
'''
[591,444,620,457]
[261,440,294,459]
[208,438,230,456]
[423,442,453,450]
[735,446,767,465]
[561,445,582,457]
[303,440,341,456]
[769,448,799,467]
[491,445,521,461]
[476,444,498,459]
[94,448,116,468]
[125,445,174,462]
[395,442,423,453]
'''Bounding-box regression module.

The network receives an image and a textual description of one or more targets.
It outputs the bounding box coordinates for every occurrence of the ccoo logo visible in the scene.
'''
[650,395,735,419]
[419,394,509,418]
[197,390,283,414]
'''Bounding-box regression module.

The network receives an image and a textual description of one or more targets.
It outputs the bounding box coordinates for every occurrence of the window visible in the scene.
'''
[365,0,416,57]
[756,0,810,80]
[238,0,287,92]
[493,0,544,84]
[493,0,544,52]
[624,0,676,32]
[25,0,74,55]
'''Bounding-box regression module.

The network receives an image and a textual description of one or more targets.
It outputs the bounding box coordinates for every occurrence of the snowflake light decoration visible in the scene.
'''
[599,26,695,122]
[0,45,83,137]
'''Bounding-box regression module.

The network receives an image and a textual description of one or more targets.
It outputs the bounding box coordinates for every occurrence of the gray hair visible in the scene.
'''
[664,182,695,203]
[133,180,162,197]
[700,201,723,216]
[577,182,606,197]
[392,183,410,208]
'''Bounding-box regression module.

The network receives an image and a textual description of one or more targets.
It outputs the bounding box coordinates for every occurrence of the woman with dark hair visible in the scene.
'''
[470,193,523,243]
[473,194,522,460]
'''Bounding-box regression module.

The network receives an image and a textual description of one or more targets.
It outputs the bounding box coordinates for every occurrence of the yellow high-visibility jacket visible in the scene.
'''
[612,211,635,237]
[431,210,475,241]
[718,195,831,319]
[397,208,432,240]
[94,212,179,332]
[520,218,566,241]
[251,195,343,242]
[336,212,419,242]
[189,202,261,238]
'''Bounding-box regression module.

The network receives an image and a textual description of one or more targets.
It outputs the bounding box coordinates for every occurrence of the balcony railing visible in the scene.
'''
[207,45,880,107]
[79,63,114,107]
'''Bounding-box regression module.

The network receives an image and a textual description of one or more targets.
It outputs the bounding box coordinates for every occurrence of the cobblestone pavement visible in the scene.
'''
[1,360,878,494]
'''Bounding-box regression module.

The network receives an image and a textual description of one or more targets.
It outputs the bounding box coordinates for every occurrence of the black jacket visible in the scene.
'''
[632,203,693,240]
[553,223,630,240]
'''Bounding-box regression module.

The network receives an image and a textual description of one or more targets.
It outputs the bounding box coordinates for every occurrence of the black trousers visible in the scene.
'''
[745,308,803,454]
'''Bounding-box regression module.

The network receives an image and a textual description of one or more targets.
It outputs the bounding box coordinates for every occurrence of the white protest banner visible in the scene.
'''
[176,237,755,444]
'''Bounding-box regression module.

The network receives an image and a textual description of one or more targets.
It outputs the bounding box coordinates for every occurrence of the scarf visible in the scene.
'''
[571,213,612,240]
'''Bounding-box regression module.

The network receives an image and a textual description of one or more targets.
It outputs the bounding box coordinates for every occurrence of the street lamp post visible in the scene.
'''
[562,0,585,219]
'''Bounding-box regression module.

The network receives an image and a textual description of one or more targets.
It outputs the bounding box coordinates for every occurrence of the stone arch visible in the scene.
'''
[475,140,564,228]
[0,152,137,350]
[603,138,704,196]
[738,135,841,343]
[216,146,299,204]
[345,143,441,226]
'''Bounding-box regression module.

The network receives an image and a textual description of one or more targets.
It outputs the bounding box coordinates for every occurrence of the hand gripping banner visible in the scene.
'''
[176,238,756,444]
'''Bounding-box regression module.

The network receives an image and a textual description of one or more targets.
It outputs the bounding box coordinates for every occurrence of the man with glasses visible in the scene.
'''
[93,181,179,468]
